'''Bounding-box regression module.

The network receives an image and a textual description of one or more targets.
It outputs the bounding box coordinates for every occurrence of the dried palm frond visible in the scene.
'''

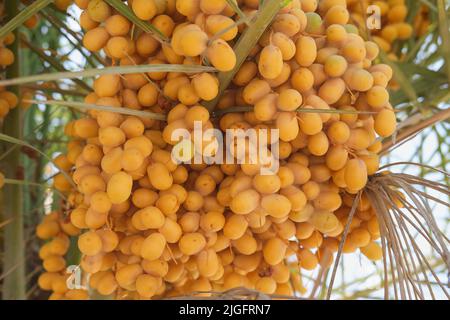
[323,163,449,300]
[363,165,449,299]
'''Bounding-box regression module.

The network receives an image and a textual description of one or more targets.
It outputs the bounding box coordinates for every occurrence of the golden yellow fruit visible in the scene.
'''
[261,194,292,218]
[179,232,206,255]
[132,0,157,21]
[344,159,368,192]
[277,89,302,111]
[36,220,60,240]
[200,211,225,233]
[132,206,165,230]
[96,271,118,296]
[255,277,277,294]
[263,238,287,266]
[298,248,318,270]
[327,120,350,144]
[259,44,284,80]
[96,229,119,253]
[360,242,383,261]
[206,15,238,41]
[78,230,103,256]
[230,189,260,215]
[147,162,173,191]
[0,47,14,67]
[374,109,397,137]
[136,274,161,299]
[107,171,133,204]
[159,218,182,243]
[273,13,301,37]
[308,131,329,156]
[309,210,339,233]
[206,39,236,72]
[197,248,220,278]
[83,26,110,52]
[276,112,299,142]
[223,215,248,240]
[295,36,317,67]
[140,233,166,261]
[115,263,143,290]
[87,0,111,22]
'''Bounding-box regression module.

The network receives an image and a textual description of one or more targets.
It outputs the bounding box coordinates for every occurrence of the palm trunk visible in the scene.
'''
[1,0,26,300]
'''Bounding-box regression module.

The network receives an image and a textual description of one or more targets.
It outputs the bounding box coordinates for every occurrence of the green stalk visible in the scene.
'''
[1,0,26,300]
[225,0,249,25]
[0,64,216,87]
[0,0,53,39]
[27,99,167,121]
